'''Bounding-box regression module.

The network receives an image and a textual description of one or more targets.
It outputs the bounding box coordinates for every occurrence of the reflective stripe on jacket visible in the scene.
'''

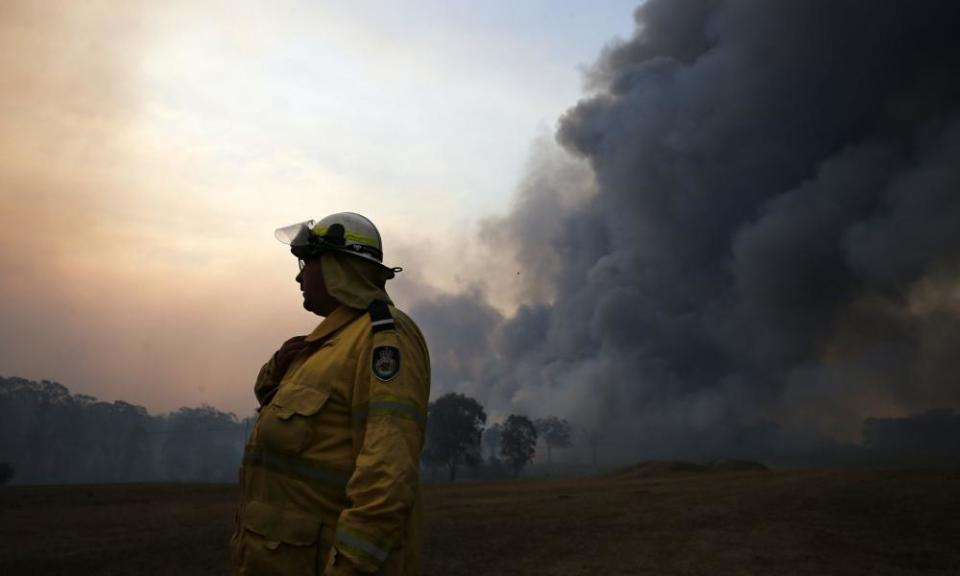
[232,303,430,575]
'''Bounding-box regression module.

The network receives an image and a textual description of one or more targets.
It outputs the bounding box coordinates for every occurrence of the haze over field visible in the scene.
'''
[3,0,960,466]
[0,0,635,414]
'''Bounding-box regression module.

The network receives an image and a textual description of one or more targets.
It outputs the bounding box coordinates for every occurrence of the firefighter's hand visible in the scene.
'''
[273,335,308,378]
[324,549,369,575]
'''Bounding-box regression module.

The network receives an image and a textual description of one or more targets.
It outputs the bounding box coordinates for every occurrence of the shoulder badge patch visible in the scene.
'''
[372,346,401,381]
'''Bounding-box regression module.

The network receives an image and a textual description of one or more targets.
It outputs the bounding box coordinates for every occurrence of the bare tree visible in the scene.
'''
[582,427,603,468]
[534,417,572,465]
[0,462,14,485]
[482,422,503,461]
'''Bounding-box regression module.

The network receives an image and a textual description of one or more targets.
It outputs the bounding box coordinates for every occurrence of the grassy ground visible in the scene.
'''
[1,468,958,575]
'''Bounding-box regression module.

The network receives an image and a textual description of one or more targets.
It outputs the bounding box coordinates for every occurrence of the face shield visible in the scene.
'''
[274,220,315,248]
[274,219,334,260]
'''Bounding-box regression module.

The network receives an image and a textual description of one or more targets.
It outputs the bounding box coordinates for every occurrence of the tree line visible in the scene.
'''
[5,376,953,486]
[0,377,577,485]
[421,392,576,481]
[0,376,252,484]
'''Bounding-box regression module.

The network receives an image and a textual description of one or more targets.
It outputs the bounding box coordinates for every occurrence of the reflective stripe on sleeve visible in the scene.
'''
[243,446,352,490]
[352,398,426,427]
[335,524,391,563]
[367,300,395,333]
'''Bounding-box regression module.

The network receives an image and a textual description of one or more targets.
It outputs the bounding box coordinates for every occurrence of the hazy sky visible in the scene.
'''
[0,1,638,416]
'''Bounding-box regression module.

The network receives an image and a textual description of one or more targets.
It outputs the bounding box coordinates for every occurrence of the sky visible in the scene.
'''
[0,0,639,416]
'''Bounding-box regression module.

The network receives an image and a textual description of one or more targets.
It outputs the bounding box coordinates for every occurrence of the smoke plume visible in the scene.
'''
[412,0,960,464]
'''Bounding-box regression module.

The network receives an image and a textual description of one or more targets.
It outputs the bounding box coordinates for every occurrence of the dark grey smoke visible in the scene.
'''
[412,0,960,465]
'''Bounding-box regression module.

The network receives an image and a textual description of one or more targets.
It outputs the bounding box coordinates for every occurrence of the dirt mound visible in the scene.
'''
[612,460,708,479]
[612,459,769,479]
[707,459,769,472]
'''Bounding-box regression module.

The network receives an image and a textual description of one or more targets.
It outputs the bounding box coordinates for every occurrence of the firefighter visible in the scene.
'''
[232,212,430,575]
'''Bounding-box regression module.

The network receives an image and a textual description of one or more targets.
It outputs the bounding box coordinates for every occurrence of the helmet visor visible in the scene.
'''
[274,220,316,247]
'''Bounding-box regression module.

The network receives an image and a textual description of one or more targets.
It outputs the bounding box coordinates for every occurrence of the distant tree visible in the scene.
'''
[582,427,603,467]
[483,422,503,461]
[424,393,486,481]
[0,462,14,485]
[534,417,572,464]
[501,415,538,478]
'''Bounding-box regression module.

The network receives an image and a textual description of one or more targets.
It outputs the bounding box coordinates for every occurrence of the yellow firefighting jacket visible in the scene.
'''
[233,302,430,575]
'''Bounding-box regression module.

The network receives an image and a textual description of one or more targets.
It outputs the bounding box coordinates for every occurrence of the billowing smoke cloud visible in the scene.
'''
[413,0,960,464]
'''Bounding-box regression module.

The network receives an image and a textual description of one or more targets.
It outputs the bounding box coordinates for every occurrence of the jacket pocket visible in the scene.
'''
[259,384,330,453]
[238,500,323,576]
[272,384,330,419]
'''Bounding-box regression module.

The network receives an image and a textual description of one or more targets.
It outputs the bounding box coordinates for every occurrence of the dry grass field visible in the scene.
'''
[1,467,958,575]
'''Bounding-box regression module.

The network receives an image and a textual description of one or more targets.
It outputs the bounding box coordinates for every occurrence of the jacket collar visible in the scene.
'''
[304,305,364,343]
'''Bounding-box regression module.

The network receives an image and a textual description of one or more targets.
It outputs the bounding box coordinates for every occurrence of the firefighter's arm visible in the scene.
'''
[253,355,279,407]
[254,335,308,407]
[326,329,429,574]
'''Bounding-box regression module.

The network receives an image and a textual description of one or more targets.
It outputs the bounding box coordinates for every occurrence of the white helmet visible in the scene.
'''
[274,212,400,274]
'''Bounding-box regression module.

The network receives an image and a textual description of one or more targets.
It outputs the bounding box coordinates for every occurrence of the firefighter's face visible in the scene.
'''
[296,257,338,316]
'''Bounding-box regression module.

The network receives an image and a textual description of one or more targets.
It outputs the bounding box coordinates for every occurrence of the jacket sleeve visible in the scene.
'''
[327,325,430,573]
